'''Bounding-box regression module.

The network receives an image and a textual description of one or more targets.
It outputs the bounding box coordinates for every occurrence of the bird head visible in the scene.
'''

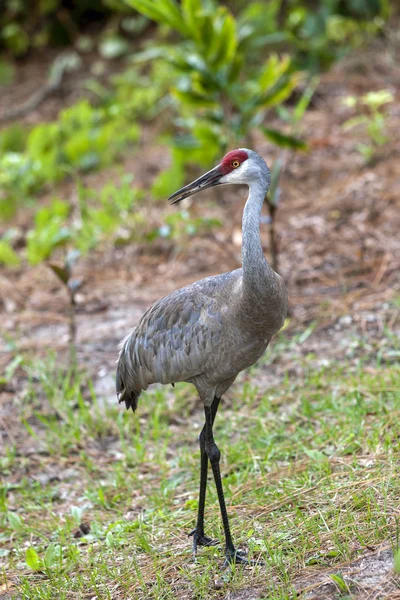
[168,148,270,205]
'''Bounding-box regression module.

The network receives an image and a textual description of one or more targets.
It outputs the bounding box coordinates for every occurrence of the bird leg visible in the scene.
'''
[204,403,252,567]
[190,396,220,555]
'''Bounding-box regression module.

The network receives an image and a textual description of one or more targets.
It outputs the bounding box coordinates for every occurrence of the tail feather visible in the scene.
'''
[116,342,141,412]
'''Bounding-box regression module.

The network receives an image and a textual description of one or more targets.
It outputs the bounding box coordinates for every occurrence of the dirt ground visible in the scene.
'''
[1,35,400,599]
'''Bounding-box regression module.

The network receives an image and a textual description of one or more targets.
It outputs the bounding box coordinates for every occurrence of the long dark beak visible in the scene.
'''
[168,165,223,205]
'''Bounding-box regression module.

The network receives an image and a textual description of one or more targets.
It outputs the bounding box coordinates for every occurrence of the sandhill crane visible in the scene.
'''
[117,148,288,566]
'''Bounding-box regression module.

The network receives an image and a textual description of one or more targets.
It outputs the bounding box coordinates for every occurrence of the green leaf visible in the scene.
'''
[258,55,290,91]
[35,200,70,228]
[124,0,169,22]
[258,75,298,109]
[329,573,349,593]
[0,240,20,266]
[304,448,328,463]
[27,199,72,265]
[8,511,24,533]
[26,547,42,571]
[208,10,237,68]
[44,544,62,570]
[4,355,24,382]
[197,14,215,50]
[342,115,367,131]
[306,555,325,565]
[27,224,71,265]
[124,0,188,35]
[71,506,84,525]
[0,124,26,153]
[394,548,400,574]
[362,89,393,110]
[182,0,203,39]
[173,89,217,109]
[48,263,70,285]
[262,127,306,150]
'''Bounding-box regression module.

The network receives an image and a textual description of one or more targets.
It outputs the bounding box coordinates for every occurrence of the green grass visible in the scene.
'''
[1,335,400,599]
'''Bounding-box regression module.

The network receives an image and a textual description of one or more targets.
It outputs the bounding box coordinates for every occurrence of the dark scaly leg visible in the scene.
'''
[204,403,253,567]
[189,396,220,555]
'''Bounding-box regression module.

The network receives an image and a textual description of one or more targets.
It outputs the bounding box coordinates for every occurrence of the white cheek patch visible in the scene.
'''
[220,161,249,184]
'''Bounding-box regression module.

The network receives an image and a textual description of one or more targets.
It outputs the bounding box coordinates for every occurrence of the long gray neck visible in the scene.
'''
[242,176,275,293]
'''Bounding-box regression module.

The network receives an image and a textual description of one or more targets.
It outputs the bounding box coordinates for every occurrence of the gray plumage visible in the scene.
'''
[116,148,288,566]
[116,149,288,411]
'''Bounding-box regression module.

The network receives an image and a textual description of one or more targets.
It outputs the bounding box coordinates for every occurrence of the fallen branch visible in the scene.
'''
[0,51,81,124]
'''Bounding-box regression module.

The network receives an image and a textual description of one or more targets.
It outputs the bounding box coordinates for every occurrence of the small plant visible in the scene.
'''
[25,177,141,265]
[343,89,393,163]
[329,572,351,595]
[21,178,142,362]
[49,251,82,367]
[0,233,20,266]
[25,200,81,365]
[0,354,24,388]
[395,547,400,574]
[0,100,140,220]
[25,544,65,575]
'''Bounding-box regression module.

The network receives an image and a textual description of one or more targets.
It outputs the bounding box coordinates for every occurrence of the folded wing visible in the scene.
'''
[116,283,223,411]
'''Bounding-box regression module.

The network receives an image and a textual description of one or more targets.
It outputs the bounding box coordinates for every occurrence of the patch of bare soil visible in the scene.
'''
[221,547,398,600]
[0,42,135,127]
[296,546,399,599]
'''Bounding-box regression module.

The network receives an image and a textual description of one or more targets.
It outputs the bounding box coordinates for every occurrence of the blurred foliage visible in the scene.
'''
[0,100,139,220]
[0,0,391,274]
[150,210,221,243]
[0,237,20,266]
[343,89,393,163]
[25,176,142,265]
[0,0,388,58]
[125,0,388,196]
[0,0,114,56]
[0,0,152,64]
[127,0,303,196]
[107,59,174,121]
[0,59,15,85]
[272,0,388,71]
[26,199,71,266]
[126,0,388,73]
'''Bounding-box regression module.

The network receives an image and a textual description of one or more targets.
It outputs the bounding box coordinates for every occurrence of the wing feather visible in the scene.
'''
[116,280,225,410]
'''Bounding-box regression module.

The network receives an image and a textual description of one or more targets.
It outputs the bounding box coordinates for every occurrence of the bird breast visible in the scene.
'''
[199,326,270,385]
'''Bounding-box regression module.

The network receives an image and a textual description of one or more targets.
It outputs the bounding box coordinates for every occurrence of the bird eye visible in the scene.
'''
[231,160,240,168]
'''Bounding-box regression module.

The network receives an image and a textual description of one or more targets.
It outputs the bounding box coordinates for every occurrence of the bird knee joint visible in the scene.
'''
[198,429,206,448]
[206,443,220,464]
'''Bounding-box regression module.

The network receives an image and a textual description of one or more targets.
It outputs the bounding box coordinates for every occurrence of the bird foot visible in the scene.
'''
[189,528,219,555]
[223,549,263,569]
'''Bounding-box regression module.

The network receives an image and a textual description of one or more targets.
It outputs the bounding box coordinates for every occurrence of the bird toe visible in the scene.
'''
[223,549,263,568]
[189,528,219,555]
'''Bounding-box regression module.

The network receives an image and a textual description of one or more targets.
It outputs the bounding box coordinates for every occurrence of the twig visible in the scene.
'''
[0,52,81,124]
